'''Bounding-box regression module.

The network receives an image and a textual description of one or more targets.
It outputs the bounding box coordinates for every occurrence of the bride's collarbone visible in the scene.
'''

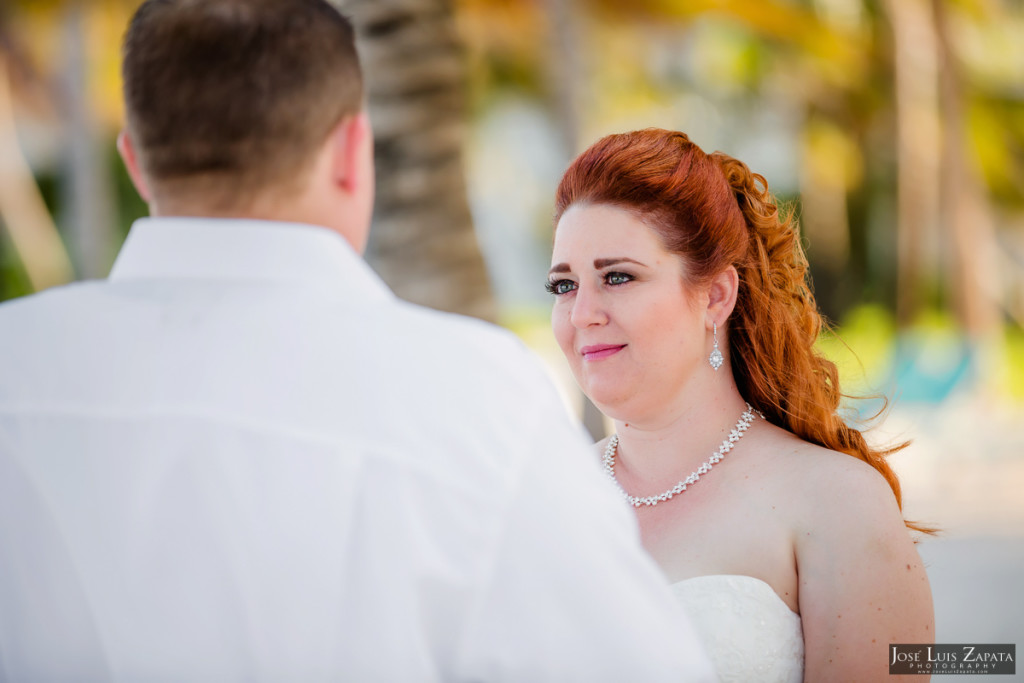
[637,458,797,531]
[637,432,817,614]
[642,498,793,572]
[639,479,801,613]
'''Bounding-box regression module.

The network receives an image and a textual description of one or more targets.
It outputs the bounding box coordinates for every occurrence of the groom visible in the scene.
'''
[0,0,713,680]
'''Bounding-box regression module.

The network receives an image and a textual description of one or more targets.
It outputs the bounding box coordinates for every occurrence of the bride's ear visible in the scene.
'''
[706,265,739,326]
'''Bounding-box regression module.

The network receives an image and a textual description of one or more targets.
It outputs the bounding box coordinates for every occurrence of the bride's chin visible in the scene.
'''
[582,387,634,422]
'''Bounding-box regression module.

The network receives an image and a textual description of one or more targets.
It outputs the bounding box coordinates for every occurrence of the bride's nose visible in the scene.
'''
[569,284,608,328]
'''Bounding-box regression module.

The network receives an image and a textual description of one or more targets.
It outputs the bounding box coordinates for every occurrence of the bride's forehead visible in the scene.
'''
[554,208,666,255]
[557,203,645,227]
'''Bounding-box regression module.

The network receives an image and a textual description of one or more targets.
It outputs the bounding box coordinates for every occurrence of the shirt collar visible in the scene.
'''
[109,217,393,302]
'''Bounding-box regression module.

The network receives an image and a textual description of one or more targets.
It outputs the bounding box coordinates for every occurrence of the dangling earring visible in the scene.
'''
[709,321,724,370]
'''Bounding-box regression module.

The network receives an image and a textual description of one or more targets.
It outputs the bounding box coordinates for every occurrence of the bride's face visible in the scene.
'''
[549,203,710,422]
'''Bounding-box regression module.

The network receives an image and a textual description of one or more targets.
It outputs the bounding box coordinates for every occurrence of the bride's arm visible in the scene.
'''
[795,453,934,682]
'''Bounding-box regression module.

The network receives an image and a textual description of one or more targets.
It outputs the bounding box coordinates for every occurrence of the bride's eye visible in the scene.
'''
[605,272,634,286]
[545,279,577,295]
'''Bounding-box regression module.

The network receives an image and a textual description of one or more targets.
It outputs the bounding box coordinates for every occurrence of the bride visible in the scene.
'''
[547,128,934,681]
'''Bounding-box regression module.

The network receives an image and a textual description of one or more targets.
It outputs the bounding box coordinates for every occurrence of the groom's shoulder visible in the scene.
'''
[388,299,515,347]
[0,281,102,337]
[369,298,559,401]
[389,298,535,360]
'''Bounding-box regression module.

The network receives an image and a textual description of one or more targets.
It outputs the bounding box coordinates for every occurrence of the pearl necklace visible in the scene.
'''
[602,403,762,508]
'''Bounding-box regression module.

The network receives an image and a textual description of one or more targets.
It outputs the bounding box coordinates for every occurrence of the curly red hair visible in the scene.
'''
[555,128,927,532]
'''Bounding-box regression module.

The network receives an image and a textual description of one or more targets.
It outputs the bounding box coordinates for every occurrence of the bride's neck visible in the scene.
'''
[611,386,750,479]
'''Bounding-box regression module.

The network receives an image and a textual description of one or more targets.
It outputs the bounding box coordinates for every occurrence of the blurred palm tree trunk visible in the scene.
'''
[933,0,1001,341]
[885,0,942,328]
[61,1,116,280]
[546,0,605,440]
[0,53,73,291]
[546,0,583,161]
[798,120,854,320]
[337,0,497,322]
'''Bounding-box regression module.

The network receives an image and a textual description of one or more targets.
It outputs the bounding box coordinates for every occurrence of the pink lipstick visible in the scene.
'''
[580,344,626,361]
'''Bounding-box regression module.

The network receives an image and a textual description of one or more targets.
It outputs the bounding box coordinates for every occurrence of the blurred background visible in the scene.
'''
[1,0,1021,667]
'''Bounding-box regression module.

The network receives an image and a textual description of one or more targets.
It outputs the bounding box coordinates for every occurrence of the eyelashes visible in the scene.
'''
[545,279,576,295]
[605,272,633,286]
[545,271,635,296]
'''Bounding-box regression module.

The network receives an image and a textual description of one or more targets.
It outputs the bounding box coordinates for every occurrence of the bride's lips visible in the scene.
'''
[580,344,626,361]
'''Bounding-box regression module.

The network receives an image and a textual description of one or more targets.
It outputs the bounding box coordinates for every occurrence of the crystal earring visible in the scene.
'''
[709,322,724,370]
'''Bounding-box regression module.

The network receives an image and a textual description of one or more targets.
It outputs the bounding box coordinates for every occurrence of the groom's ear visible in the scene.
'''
[706,265,739,325]
[116,131,152,203]
[330,111,371,194]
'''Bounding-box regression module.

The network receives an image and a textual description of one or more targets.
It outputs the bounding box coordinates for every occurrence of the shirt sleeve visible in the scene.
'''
[451,406,717,683]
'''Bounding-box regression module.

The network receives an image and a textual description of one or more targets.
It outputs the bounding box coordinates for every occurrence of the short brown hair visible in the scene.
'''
[122,0,363,207]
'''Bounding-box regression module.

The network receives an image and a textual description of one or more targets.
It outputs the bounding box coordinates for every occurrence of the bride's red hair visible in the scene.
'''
[555,128,926,531]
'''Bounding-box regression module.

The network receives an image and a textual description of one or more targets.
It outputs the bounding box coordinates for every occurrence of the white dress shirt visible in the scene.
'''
[0,218,714,682]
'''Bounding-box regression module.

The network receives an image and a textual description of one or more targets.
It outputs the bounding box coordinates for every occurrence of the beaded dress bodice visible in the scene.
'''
[671,575,804,683]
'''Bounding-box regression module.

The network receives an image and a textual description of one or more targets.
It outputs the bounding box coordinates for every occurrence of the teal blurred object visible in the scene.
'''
[888,334,977,404]
[847,332,978,423]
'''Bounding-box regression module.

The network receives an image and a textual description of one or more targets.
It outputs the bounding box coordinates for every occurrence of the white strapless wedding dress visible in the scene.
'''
[671,575,804,683]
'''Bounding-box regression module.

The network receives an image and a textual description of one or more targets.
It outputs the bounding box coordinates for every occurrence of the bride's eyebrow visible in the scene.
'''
[548,257,648,276]
[594,257,647,269]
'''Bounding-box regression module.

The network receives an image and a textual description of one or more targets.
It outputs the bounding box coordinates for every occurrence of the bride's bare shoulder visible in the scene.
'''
[752,421,903,522]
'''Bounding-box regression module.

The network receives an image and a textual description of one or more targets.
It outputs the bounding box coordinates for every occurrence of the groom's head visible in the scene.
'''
[117,0,374,249]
